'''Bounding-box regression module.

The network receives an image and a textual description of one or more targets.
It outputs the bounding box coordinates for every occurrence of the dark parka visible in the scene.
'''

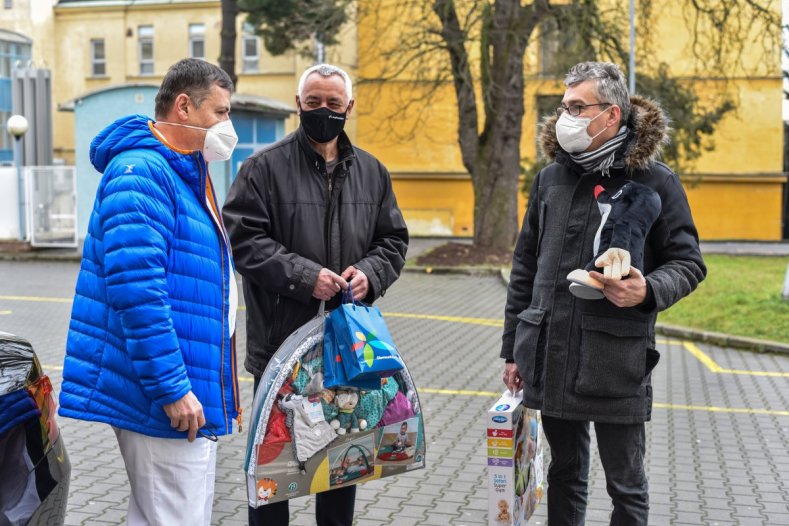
[501,96,706,424]
[222,127,408,376]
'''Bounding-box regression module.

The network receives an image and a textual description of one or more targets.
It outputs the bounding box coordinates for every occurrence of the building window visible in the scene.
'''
[138,25,154,76]
[241,24,259,73]
[0,38,32,82]
[189,24,205,59]
[90,39,106,76]
[4,0,12,10]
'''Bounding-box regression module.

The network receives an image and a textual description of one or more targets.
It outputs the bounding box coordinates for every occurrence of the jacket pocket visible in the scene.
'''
[513,306,547,386]
[575,315,649,398]
[646,347,660,377]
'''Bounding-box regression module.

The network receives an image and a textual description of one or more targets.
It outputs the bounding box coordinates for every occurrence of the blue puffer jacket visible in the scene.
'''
[59,114,240,438]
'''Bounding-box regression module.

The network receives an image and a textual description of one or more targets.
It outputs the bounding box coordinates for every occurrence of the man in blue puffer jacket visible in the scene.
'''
[59,58,241,525]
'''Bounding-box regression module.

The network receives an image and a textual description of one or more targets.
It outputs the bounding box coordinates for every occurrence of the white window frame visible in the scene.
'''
[241,24,259,73]
[90,38,106,76]
[138,25,154,76]
[188,23,205,59]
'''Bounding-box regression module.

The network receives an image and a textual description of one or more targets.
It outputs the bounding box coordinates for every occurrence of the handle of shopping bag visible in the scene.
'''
[343,283,358,306]
[318,300,326,316]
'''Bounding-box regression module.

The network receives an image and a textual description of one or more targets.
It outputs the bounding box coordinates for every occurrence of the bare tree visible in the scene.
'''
[360,0,779,249]
[222,0,780,250]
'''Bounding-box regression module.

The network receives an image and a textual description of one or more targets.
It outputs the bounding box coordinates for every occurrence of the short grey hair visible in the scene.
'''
[564,61,630,123]
[155,58,233,119]
[297,64,353,101]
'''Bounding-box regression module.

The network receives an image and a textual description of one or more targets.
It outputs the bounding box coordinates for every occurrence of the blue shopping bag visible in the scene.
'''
[323,314,381,390]
[329,288,404,381]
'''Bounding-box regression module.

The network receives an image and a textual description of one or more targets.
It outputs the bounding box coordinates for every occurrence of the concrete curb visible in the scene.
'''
[0,251,81,262]
[498,268,789,355]
[403,265,503,277]
[654,323,789,354]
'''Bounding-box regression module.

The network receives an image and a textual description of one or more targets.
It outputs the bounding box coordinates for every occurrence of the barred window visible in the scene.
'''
[138,25,154,76]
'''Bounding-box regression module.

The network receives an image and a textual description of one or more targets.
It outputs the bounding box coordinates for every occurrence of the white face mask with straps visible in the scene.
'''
[157,120,239,162]
[554,109,609,153]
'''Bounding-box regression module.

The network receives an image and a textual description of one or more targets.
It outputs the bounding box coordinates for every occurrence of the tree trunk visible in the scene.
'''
[470,0,544,250]
[220,0,239,87]
[435,0,547,250]
[472,140,521,250]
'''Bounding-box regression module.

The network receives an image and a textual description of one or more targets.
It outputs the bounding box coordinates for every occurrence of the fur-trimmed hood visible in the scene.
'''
[539,95,670,172]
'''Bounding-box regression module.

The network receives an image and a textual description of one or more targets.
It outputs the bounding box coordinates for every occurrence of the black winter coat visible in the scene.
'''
[501,97,706,424]
[223,128,409,376]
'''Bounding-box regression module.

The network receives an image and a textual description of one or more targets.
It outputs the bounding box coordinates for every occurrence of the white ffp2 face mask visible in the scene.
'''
[555,109,609,153]
[201,120,238,162]
[157,119,239,162]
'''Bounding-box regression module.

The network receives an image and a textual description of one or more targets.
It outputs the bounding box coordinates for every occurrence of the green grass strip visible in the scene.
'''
[659,255,789,343]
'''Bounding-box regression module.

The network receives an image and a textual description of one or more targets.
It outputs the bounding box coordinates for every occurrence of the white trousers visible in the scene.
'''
[113,427,218,526]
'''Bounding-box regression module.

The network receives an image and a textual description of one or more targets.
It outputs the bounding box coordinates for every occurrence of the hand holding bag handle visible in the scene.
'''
[322,296,381,390]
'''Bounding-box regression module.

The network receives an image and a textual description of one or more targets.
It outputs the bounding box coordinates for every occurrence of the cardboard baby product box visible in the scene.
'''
[487,390,544,526]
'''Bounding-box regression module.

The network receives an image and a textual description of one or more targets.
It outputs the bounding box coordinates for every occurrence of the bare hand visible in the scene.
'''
[588,266,647,308]
[340,266,369,301]
[312,268,348,301]
[594,247,631,280]
[502,363,523,394]
[163,391,205,442]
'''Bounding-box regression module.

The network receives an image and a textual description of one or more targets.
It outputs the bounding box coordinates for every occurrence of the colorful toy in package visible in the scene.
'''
[244,313,426,507]
[487,390,544,526]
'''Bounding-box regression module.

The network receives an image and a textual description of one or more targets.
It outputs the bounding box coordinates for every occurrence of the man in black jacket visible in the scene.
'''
[223,63,408,526]
[501,62,706,526]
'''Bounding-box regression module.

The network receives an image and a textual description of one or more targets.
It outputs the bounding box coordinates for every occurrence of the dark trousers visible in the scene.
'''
[248,485,356,526]
[541,415,649,526]
[249,376,357,526]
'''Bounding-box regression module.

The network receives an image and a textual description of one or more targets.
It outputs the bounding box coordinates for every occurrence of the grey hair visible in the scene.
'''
[297,63,353,101]
[564,61,630,123]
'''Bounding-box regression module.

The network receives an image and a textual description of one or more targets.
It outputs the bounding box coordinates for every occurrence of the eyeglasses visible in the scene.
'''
[198,423,219,442]
[556,102,611,117]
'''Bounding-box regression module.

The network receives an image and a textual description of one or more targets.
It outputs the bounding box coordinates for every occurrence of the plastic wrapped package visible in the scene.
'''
[244,314,426,508]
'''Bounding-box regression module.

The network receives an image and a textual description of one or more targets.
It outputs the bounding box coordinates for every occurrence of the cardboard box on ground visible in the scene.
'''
[487,390,545,526]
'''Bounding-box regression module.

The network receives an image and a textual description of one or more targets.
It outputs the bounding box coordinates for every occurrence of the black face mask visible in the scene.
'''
[299,105,347,143]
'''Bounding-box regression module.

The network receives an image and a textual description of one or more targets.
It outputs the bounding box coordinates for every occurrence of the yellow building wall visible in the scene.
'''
[391,176,527,237]
[684,177,785,239]
[352,0,785,240]
[42,0,786,240]
[52,1,357,162]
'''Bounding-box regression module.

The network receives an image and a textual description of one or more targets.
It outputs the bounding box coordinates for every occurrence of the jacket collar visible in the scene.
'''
[90,114,206,191]
[296,126,356,172]
[539,95,670,174]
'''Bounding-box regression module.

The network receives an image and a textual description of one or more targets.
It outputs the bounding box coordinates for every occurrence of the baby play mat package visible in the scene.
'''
[244,314,426,507]
[487,390,544,525]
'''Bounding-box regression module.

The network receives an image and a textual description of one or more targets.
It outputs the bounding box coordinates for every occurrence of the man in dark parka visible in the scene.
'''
[223,63,408,526]
[501,62,706,526]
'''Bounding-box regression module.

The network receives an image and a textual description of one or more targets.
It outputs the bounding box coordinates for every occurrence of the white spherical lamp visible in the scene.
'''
[6,114,29,139]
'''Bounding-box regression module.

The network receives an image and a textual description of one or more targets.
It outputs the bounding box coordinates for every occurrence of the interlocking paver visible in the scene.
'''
[2,259,789,525]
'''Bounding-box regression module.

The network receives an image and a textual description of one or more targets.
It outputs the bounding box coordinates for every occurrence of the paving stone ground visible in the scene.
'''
[1,259,788,525]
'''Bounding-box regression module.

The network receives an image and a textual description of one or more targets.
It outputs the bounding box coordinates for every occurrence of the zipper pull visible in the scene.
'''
[328,174,333,192]
[236,407,243,433]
